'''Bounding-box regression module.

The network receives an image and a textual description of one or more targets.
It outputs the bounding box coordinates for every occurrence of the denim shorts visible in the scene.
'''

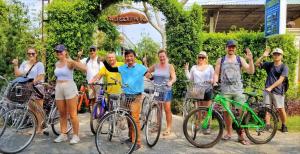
[163,90,173,102]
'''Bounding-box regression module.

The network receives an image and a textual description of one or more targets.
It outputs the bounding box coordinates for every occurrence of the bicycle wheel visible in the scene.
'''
[244,107,278,144]
[183,107,223,148]
[0,108,37,153]
[95,111,137,154]
[145,104,161,147]
[50,107,72,136]
[90,103,105,135]
[182,98,194,118]
[140,96,150,130]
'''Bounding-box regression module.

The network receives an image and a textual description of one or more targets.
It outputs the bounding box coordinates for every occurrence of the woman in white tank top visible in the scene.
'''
[53,44,86,144]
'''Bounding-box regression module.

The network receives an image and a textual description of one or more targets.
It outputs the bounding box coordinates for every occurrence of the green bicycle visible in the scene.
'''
[183,86,278,148]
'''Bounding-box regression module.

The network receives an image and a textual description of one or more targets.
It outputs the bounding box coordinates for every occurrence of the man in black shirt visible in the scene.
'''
[256,47,288,133]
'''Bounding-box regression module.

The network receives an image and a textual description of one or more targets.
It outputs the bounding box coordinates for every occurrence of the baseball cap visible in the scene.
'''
[198,51,207,57]
[271,48,283,55]
[226,40,237,47]
[54,44,66,52]
[90,45,97,50]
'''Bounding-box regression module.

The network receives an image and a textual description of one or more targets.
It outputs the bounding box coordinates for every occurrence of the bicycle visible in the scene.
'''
[0,82,72,153]
[88,82,117,135]
[95,79,139,154]
[140,81,166,147]
[183,84,278,148]
[77,83,90,113]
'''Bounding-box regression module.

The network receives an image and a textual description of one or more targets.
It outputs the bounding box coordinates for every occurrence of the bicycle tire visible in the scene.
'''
[182,98,194,118]
[50,107,72,136]
[145,104,161,147]
[0,108,37,154]
[90,103,105,135]
[140,96,150,130]
[244,107,278,144]
[183,107,223,148]
[95,111,137,154]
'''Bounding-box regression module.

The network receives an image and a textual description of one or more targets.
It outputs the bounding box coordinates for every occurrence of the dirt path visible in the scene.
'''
[20,113,300,154]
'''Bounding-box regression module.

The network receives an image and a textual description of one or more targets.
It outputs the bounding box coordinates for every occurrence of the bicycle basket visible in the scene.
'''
[7,81,33,103]
[120,94,139,110]
[186,82,212,100]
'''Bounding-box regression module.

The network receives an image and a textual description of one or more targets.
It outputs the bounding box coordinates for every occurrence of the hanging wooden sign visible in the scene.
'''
[108,12,148,25]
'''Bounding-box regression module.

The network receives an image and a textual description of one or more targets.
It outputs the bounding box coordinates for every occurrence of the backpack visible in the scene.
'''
[86,57,101,65]
[270,62,289,93]
[219,56,242,82]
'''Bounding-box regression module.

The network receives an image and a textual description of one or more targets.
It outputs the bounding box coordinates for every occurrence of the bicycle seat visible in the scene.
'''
[243,92,257,97]
[144,88,154,94]
[109,94,120,100]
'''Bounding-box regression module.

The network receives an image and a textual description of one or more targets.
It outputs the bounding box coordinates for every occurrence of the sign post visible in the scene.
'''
[265,0,287,37]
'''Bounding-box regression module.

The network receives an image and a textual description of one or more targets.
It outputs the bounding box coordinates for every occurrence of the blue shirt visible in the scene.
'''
[118,63,147,94]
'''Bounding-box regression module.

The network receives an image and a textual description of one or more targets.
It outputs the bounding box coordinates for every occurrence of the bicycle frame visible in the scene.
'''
[77,85,90,111]
[202,93,266,129]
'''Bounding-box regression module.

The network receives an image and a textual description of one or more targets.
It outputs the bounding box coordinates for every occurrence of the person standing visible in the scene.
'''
[255,47,288,132]
[77,46,104,110]
[12,47,45,134]
[185,51,214,106]
[147,49,176,136]
[53,44,86,144]
[90,52,123,95]
[213,40,255,145]
[102,49,148,151]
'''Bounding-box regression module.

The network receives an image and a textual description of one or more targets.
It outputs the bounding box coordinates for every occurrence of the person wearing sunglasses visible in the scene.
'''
[76,45,104,111]
[53,44,86,144]
[185,51,214,104]
[12,47,45,135]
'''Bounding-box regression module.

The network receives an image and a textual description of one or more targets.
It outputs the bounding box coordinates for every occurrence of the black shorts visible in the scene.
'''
[202,89,213,101]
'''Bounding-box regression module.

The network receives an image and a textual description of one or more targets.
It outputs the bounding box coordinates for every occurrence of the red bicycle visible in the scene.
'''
[77,84,90,113]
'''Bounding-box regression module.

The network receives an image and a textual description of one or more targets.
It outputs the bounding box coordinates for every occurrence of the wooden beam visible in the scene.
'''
[241,8,259,21]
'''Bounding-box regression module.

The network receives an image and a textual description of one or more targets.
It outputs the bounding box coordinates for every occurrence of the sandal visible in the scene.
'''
[238,138,250,145]
[221,134,232,140]
[162,130,171,136]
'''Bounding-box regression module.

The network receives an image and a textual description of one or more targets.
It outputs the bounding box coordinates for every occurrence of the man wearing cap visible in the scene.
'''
[255,47,288,133]
[76,46,104,111]
[214,40,255,145]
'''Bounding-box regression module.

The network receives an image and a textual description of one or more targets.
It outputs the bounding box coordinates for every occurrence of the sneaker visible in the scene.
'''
[281,124,288,133]
[54,134,68,143]
[70,135,80,144]
[203,128,211,135]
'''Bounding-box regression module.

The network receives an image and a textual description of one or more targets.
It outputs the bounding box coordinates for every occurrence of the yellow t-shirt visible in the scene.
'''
[98,62,123,94]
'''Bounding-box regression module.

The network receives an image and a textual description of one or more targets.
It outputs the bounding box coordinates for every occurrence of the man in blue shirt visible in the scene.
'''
[103,49,147,151]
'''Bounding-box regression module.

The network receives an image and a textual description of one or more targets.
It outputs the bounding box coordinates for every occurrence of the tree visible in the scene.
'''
[0,0,38,81]
[136,35,160,66]
[117,0,190,49]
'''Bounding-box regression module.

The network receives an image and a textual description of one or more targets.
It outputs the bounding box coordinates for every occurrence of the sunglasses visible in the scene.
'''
[89,49,96,52]
[27,52,36,56]
[198,56,206,59]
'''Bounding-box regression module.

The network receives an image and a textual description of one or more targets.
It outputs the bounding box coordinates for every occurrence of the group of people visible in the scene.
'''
[11,39,288,150]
